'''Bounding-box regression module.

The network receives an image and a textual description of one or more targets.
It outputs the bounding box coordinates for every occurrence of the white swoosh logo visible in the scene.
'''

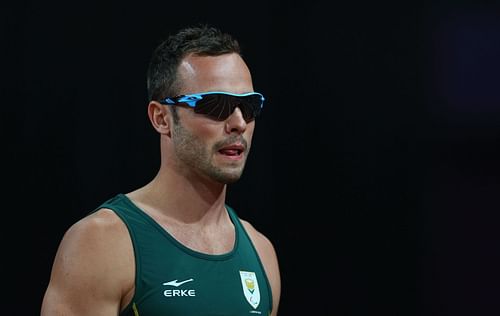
[163,278,194,287]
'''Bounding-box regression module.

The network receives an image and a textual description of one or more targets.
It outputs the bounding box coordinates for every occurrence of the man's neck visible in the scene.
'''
[128,168,228,225]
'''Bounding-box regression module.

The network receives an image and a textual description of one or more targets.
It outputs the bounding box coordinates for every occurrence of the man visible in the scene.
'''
[41,24,281,316]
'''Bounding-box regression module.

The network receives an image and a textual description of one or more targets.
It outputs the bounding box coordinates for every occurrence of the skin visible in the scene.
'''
[41,53,281,316]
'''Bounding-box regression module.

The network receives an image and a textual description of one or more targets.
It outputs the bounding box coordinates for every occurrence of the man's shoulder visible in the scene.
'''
[61,208,129,251]
[239,219,275,253]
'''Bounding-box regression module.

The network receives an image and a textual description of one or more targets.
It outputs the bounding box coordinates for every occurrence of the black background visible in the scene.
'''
[3,0,500,315]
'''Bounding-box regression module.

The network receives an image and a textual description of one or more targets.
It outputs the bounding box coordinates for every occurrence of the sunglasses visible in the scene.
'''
[158,91,265,122]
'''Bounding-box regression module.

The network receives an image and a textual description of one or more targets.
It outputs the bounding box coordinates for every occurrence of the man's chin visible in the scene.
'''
[213,170,243,184]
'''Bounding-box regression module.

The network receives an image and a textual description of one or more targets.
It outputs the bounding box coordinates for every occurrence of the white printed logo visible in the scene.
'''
[239,271,260,309]
[162,278,196,297]
[163,278,194,287]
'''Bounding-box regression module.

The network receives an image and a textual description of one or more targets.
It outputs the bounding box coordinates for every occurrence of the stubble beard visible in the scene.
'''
[172,121,246,184]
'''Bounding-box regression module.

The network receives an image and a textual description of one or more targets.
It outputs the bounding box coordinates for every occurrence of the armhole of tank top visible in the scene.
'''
[100,204,143,315]
[225,205,274,314]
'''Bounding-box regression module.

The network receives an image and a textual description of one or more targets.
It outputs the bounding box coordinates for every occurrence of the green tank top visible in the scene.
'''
[94,193,272,316]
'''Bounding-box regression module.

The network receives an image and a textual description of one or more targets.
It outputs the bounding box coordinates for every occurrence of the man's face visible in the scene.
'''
[170,53,257,184]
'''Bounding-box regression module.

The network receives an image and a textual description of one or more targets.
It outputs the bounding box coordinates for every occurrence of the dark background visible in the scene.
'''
[3,0,500,315]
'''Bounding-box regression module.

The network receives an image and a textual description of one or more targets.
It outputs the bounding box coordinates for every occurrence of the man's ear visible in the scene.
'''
[148,101,171,136]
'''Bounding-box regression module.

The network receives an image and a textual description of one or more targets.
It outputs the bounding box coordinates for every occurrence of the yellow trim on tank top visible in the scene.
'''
[132,302,139,316]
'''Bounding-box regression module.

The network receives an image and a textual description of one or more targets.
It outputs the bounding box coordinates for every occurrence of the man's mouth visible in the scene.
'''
[218,144,244,156]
